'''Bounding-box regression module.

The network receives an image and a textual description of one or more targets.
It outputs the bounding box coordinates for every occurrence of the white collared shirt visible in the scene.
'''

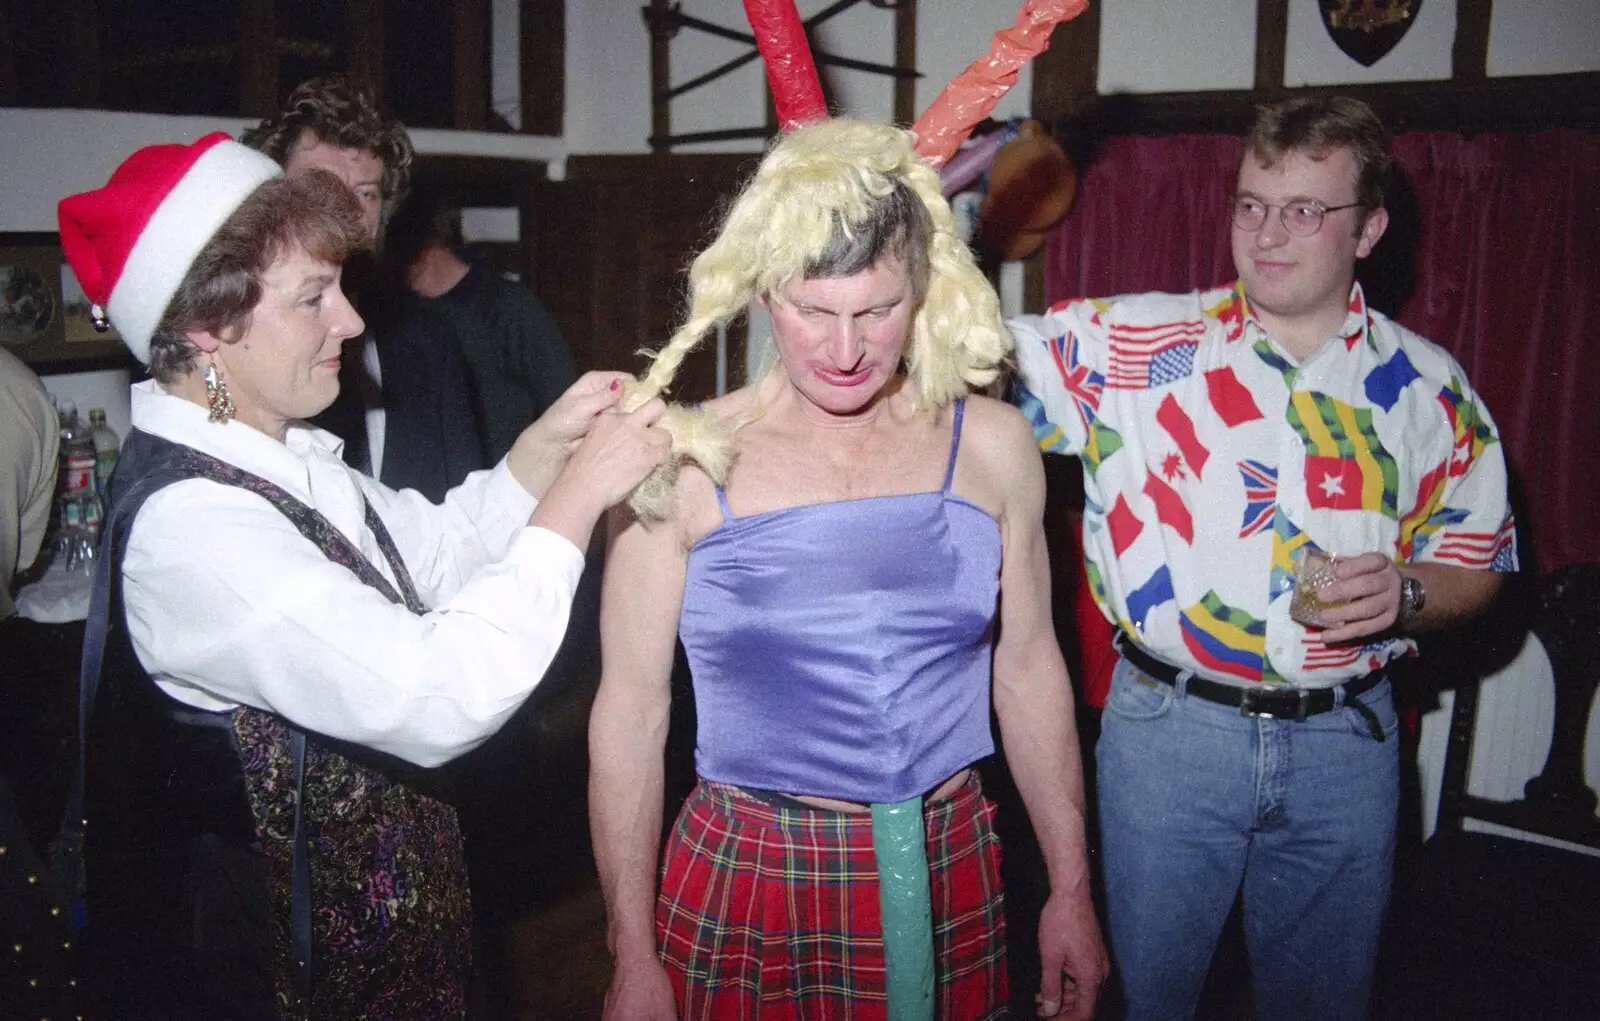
[360,334,387,479]
[121,379,585,767]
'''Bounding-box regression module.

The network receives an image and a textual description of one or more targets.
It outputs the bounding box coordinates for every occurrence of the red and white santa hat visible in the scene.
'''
[57,132,282,365]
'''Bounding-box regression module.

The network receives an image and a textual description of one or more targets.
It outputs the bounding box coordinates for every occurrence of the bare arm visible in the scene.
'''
[590,504,688,1021]
[982,405,1108,1019]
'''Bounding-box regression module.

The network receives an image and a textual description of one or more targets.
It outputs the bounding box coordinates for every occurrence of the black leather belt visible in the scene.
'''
[1117,636,1385,722]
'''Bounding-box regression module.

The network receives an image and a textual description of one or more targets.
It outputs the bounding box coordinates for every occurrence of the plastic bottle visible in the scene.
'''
[52,403,80,556]
[57,404,101,570]
[88,408,120,498]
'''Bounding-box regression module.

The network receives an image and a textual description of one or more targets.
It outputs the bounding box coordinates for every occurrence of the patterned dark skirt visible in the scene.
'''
[656,775,1009,1021]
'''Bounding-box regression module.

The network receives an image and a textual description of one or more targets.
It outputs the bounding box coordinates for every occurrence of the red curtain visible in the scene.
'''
[1044,129,1600,573]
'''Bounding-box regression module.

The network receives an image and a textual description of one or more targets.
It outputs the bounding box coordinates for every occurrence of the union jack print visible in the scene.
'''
[1237,460,1277,538]
[1050,330,1104,428]
[1107,320,1202,389]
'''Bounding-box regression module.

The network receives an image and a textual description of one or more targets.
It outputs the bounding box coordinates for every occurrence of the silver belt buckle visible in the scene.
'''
[1238,686,1310,722]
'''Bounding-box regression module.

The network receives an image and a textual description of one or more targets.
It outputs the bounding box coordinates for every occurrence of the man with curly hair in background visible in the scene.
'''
[243,76,484,501]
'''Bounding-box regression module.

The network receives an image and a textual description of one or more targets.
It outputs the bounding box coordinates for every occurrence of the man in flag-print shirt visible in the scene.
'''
[1010,97,1514,1021]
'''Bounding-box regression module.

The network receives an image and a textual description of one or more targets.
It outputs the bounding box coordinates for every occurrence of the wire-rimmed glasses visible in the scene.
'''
[1232,197,1364,237]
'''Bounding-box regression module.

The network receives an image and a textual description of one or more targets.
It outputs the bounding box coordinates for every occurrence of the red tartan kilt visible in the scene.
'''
[656,776,1009,1021]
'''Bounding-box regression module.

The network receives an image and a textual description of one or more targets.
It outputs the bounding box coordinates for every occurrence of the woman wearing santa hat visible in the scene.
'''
[54,133,669,1018]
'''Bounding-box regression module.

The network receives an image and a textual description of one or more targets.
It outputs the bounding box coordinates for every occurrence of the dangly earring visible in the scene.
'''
[204,361,235,424]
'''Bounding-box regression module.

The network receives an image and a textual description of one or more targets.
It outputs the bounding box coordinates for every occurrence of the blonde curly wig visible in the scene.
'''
[624,117,1010,518]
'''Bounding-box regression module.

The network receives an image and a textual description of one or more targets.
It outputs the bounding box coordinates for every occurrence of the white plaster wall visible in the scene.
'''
[666,2,770,151]
[1099,0,1257,94]
[1091,0,1600,94]
[1488,0,1600,77]
[565,1,654,154]
[809,0,895,125]
[0,110,253,232]
[38,371,132,452]
[1284,0,1454,86]
[491,0,524,129]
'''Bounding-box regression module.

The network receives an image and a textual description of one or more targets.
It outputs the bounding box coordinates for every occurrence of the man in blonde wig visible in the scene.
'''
[592,118,1106,1021]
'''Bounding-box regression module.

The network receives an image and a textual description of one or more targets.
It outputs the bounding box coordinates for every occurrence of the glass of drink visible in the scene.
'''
[1290,548,1341,628]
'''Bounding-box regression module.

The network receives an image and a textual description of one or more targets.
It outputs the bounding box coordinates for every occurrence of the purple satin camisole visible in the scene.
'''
[679,399,1002,804]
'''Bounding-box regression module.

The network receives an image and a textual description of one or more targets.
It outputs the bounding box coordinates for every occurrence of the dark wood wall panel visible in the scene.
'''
[1030,2,1100,126]
[547,154,757,402]
[239,0,278,118]
[346,0,385,101]
[1254,0,1288,91]
[1453,0,1494,81]
[520,0,565,135]
[453,0,490,131]
[408,153,756,402]
[892,0,919,126]
[1,0,524,132]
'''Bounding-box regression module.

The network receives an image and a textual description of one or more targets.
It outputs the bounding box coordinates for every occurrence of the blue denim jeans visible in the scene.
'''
[1096,654,1400,1021]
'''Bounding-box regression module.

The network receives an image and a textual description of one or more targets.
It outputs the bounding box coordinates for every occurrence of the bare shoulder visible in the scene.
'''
[655,385,761,548]
[957,394,1041,476]
[699,385,762,423]
[946,394,1043,524]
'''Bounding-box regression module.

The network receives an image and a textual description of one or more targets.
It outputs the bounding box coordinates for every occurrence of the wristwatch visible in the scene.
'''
[1396,573,1426,629]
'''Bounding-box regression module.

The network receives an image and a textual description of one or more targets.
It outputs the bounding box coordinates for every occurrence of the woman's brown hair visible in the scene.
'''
[146,171,369,383]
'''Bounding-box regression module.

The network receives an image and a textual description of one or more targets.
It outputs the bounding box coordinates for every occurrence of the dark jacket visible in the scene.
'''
[315,269,485,502]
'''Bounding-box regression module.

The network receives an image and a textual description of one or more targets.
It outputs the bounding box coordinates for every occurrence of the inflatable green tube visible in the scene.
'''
[871,797,934,1021]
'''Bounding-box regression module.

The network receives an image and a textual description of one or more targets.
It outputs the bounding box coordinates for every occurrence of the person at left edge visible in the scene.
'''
[56,133,670,1018]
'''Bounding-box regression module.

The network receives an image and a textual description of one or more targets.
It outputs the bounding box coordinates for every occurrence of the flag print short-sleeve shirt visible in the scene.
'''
[1011,281,1517,688]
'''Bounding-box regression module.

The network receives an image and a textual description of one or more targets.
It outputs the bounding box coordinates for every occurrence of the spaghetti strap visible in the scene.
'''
[714,482,734,522]
[941,398,967,493]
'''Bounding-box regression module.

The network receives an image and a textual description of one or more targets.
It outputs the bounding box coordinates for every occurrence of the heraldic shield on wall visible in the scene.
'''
[1320,0,1422,66]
